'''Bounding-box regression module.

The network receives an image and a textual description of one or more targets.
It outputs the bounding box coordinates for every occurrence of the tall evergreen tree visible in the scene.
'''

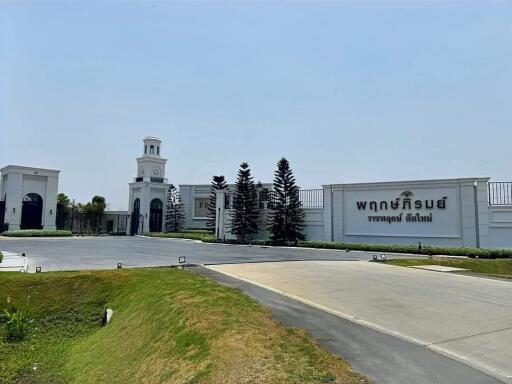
[206,175,228,232]
[165,184,185,232]
[267,158,305,243]
[230,162,259,241]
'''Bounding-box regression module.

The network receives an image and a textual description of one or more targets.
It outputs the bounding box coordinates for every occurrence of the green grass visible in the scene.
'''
[385,257,512,278]
[1,230,73,237]
[145,231,215,241]
[0,268,368,384]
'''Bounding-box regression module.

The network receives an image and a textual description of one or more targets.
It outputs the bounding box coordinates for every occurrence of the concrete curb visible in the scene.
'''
[0,251,29,272]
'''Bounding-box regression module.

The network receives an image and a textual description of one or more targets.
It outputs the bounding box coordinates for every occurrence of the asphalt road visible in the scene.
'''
[195,266,502,384]
[0,235,415,272]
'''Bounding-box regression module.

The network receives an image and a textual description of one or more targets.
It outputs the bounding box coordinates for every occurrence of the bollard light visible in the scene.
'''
[346,249,350,252]
[418,241,422,251]
[117,262,122,269]
[36,267,41,273]
[179,256,186,264]
[372,255,378,262]
[22,253,26,257]
[380,254,387,261]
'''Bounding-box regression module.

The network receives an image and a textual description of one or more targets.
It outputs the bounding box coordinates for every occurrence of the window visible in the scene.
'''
[145,145,147,154]
[157,146,160,155]
[150,145,154,154]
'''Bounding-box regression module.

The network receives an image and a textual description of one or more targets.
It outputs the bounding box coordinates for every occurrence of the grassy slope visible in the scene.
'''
[386,257,512,277]
[0,269,368,384]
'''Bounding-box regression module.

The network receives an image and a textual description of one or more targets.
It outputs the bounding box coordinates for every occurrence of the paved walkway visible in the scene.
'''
[208,260,512,383]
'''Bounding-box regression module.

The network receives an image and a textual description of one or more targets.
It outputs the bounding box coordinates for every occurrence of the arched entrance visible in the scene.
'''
[130,198,141,235]
[21,193,43,230]
[149,198,163,232]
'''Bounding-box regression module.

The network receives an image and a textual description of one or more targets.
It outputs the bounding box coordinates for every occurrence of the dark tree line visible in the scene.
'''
[207,158,305,243]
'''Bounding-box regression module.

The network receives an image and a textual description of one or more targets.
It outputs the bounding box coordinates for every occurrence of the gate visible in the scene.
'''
[149,198,163,232]
[0,200,5,232]
[21,193,43,230]
[130,213,144,235]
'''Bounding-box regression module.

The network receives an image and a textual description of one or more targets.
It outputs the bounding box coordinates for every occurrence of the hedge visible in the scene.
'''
[145,231,215,241]
[1,230,73,237]
[203,239,512,259]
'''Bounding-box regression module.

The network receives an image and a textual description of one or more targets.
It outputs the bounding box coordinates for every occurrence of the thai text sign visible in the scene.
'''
[345,187,459,238]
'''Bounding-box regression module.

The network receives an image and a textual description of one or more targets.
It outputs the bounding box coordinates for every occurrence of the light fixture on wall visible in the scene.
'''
[50,209,53,215]
[12,208,15,213]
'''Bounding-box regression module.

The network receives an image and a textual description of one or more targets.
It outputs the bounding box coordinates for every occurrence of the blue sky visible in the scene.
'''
[1,1,511,210]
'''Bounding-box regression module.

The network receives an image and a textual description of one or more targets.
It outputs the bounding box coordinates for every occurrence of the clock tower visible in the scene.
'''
[128,137,170,234]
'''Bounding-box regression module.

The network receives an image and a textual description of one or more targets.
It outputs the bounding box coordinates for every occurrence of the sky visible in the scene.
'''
[1,1,511,210]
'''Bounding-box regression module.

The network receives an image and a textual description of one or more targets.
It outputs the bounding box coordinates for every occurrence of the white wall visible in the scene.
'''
[323,178,490,247]
[489,206,512,248]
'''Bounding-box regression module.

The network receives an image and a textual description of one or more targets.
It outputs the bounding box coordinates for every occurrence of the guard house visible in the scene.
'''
[127,137,170,235]
[0,165,60,231]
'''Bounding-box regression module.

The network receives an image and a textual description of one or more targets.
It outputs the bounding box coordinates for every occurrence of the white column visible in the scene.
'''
[322,185,333,241]
[4,173,23,230]
[43,175,58,230]
[215,189,226,240]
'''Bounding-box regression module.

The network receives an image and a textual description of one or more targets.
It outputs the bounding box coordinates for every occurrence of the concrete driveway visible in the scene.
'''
[208,261,512,383]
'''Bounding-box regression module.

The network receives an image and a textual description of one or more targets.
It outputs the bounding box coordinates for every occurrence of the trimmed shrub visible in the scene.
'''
[204,238,512,259]
[179,229,212,234]
[297,241,511,259]
[145,232,214,241]
[1,230,73,237]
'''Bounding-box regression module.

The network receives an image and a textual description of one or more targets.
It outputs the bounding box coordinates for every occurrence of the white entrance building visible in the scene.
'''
[127,137,170,234]
[0,165,59,231]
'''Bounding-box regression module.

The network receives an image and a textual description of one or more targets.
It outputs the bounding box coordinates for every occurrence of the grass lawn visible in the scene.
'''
[385,257,512,278]
[145,231,215,241]
[0,268,368,384]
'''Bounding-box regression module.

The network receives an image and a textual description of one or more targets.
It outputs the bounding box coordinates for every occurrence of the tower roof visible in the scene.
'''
[144,136,161,142]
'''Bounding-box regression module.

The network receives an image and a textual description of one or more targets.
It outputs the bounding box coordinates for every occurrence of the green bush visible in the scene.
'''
[3,306,33,341]
[1,230,73,237]
[145,231,214,241]
[180,229,212,234]
[204,238,512,259]
[297,241,512,259]
[0,252,3,264]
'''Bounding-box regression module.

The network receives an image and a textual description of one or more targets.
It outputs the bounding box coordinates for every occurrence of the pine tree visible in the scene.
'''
[230,162,259,241]
[206,175,228,232]
[267,158,305,243]
[165,184,185,232]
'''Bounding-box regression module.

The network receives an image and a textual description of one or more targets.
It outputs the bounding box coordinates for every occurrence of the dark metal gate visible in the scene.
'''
[0,200,5,232]
[149,198,163,232]
[130,213,144,236]
[20,193,43,230]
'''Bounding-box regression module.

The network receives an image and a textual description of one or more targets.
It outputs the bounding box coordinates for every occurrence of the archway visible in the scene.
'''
[149,198,163,232]
[21,193,43,230]
[130,198,141,235]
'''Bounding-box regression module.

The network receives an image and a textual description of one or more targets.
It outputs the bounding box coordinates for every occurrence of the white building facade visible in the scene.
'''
[127,137,170,234]
[0,165,59,231]
[212,178,512,249]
